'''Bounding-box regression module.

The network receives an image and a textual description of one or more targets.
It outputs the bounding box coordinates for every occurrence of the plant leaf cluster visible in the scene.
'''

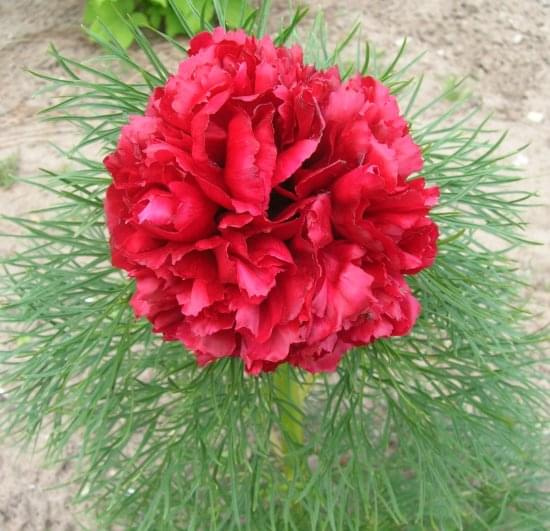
[83,0,252,47]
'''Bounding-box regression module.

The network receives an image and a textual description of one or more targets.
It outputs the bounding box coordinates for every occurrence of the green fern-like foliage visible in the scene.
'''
[1,2,549,529]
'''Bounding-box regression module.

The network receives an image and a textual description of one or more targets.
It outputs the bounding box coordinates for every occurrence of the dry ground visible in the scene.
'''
[0,0,548,529]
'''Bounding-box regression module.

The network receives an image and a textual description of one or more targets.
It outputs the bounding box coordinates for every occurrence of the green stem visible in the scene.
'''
[272,364,312,480]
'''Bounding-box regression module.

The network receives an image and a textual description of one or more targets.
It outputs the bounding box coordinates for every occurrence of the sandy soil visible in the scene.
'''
[0,0,548,529]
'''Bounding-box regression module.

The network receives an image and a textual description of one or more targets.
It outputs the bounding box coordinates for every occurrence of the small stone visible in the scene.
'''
[137,368,154,383]
[513,153,529,167]
[511,33,524,44]
[436,49,445,57]
[307,454,319,472]
[527,111,544,123]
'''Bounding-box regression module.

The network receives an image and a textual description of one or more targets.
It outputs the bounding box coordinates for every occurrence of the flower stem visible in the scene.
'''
[272,364,312,480]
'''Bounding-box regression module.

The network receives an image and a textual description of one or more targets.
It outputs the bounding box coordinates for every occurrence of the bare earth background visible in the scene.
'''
[0,0,548,529]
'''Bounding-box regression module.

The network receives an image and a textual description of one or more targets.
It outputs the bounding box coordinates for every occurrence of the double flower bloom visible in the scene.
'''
[105,28,439,374]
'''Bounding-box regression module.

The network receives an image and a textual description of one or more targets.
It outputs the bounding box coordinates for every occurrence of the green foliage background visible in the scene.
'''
[83,0,251,47]
[1,1,549,529]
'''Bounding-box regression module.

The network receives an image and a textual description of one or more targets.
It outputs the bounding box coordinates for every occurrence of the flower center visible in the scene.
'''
[267,187,294,219]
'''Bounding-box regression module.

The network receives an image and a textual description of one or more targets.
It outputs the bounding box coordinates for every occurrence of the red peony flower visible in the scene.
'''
[104,28,439,374]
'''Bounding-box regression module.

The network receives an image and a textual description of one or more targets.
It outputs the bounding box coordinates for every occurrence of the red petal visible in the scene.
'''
[105,185,126,233]
[367,140,398,189]
[136,193,175,226]
[170,181,217,239]
[294,160,347,198]
[189,31,215,55]
[305,194,332,248]
[178,279,223,316]
[236,260,277,297]
[254,106,277,194]
[225,111,268,215]
[392,135,423,179]
[196,330,237,358]
[255,61,277,93]
[273,139,319,186]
